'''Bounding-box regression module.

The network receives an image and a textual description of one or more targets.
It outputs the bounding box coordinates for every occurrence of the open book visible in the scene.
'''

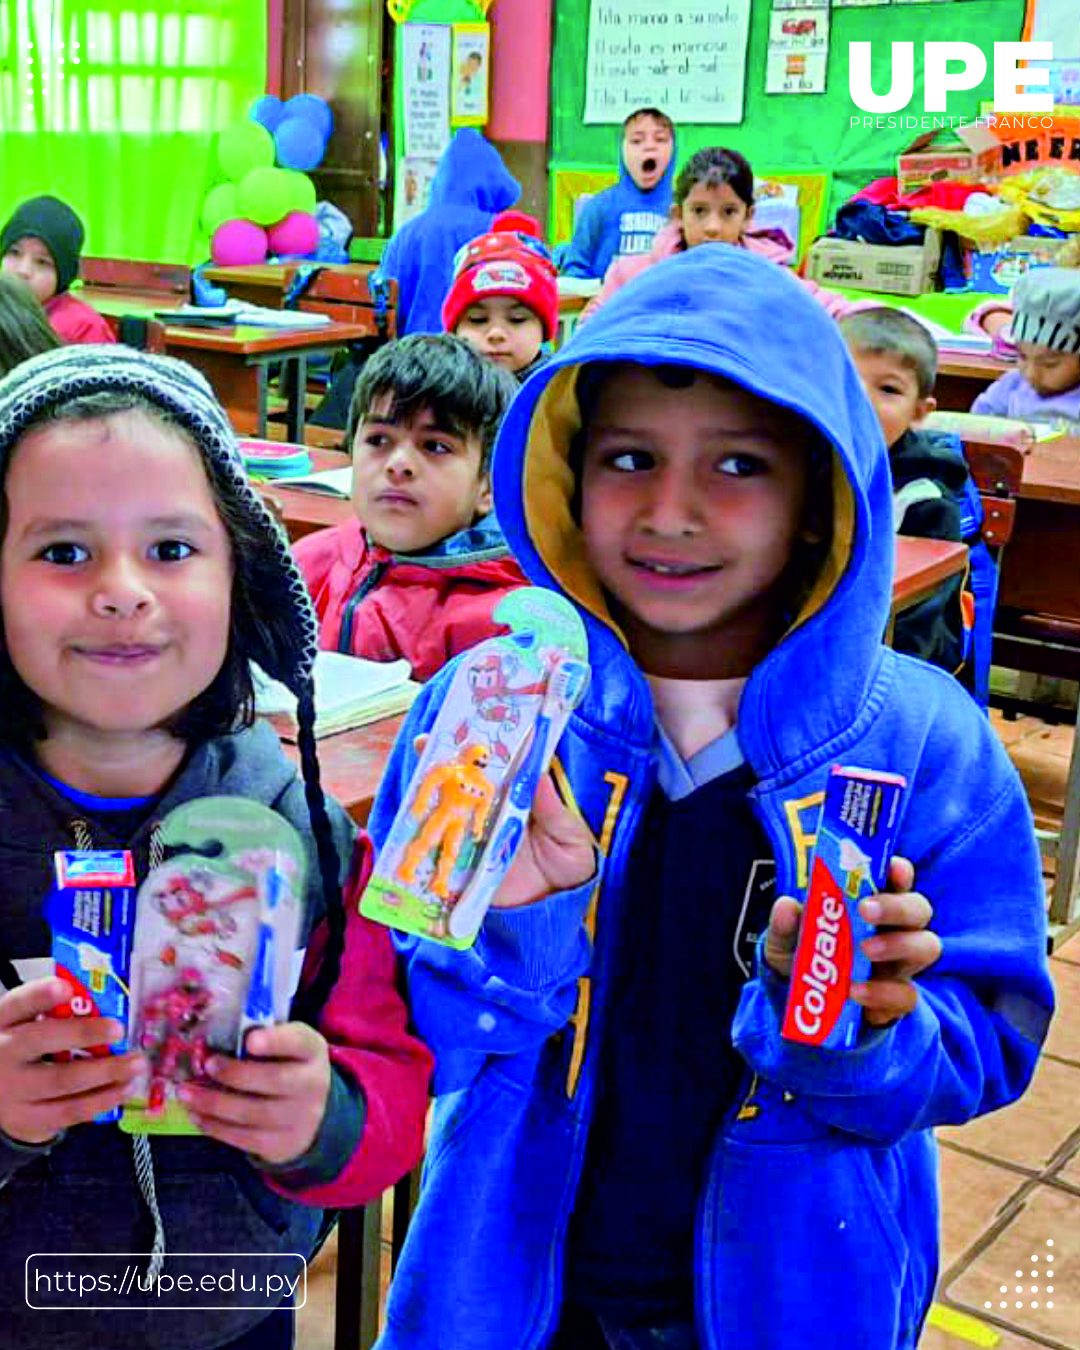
[253,652,419,739]
[924,410,1064,447]
[157,301,331,329]
[270,466,352,497]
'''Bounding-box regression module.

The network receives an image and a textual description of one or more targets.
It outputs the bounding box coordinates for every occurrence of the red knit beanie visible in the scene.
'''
[442,232,559,343]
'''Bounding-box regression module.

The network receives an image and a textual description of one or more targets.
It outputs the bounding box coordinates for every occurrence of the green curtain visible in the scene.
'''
[550,0,1027,235]
[0,0,267,261]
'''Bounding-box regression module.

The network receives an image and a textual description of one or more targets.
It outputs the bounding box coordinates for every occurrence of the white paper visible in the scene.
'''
[402,23,451,160]
[253,653,415,719]
[396,156,440,230]
[767,7,829,54]
[584,0,751,125]
[765,48,827,94]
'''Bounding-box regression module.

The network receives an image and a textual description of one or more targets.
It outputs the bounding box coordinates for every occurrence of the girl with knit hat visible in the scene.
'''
[442,230,558,381]
[0,346,430,1348]
[1,195,117,345]
[971,266,1080,435]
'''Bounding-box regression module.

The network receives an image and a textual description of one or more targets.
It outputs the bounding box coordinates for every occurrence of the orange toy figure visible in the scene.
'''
[397,744,496,900]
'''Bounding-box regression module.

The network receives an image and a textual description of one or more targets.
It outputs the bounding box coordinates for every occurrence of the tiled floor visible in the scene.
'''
[297,713,1080,1350]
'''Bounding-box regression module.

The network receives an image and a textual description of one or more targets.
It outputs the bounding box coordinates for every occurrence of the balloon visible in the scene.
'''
[274,115,326,172]
[236,166,298,226]
[211,219,269,266]
[250,94,285,133]
[267,211,320,256]
[201,183,237,236]
[283,93,333,141]
[217,121,274,181]
[281,170,317,216]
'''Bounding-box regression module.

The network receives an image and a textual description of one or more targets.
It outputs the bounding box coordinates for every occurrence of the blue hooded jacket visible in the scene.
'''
[561,129,676,280]
[369,249,1053,1350]
[381,129,520,336]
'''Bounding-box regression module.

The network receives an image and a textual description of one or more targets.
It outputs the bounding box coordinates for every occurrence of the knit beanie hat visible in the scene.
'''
[491,209,543,237]
[1011,267,1080,354]
[1,196,85,294]
[0,345,344,1019]
[442,231,559,343]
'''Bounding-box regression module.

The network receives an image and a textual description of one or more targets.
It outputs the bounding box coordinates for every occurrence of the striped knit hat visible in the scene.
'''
[1011,267,1080,354]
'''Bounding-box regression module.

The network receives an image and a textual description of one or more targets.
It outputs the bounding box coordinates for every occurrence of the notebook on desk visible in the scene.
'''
[271,466,352,497]
[157,302,332,329]
[253,652,419,740]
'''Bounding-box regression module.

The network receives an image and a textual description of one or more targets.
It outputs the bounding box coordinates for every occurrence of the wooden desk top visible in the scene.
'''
[79,284,372,353]
[893,536,969,612]
[161,318,373,356]
[1019,437,1080,507]
[278,713,405,826]
[936,351,1012,380]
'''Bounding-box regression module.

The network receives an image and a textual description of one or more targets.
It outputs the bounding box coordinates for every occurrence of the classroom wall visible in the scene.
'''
[549,0,1028,242]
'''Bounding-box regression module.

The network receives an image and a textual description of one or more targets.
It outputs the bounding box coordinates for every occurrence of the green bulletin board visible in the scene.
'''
[550,0,1027,248]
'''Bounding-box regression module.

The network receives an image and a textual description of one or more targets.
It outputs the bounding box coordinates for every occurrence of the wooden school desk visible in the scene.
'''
[201,261,377,309]
[995,437,1080,943]
[934,352,1011,413]
[80,286,370,441]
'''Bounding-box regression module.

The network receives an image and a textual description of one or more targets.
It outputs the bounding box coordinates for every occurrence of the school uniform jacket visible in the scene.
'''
[293,512,527,681]
[0,720,431,1349]
[368,248,1053,1350]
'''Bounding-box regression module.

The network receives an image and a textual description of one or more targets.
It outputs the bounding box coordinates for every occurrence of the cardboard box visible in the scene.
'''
[897,147,998,196]
[964,234,1075,295]
[805,229,941,297]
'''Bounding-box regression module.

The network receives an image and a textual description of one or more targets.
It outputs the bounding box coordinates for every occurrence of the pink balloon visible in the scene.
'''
[267,210,320,256]
[211,218,269,265]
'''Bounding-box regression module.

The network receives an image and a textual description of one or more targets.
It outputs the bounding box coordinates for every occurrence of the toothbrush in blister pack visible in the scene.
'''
[120,798,306,1136]
[362,588,591,948]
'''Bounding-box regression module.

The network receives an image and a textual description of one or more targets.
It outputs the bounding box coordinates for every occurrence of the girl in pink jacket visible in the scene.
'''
[579,146,854,324]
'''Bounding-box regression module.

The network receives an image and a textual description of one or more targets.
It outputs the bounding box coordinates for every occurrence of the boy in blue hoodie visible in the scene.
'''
[561,108,675,281]
[369,249,1053,1350]
[381,129,521,336]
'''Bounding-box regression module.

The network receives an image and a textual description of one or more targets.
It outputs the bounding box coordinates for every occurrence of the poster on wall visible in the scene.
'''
[583,0,751,124]
[833,0,890,7]
[451,22,490,125]
[401,23,451,161]
[395,155,440,230]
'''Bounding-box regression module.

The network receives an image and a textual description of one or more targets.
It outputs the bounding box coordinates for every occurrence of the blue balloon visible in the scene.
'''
[284,93,333,142]
[251,94,285,133]
[274,115,327,172]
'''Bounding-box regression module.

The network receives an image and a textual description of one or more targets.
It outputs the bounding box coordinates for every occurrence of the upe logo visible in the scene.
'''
[849,42,1053,114]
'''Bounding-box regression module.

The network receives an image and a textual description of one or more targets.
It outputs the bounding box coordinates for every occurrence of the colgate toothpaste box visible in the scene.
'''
[44,850,137,1122]
[782,767,906,1050]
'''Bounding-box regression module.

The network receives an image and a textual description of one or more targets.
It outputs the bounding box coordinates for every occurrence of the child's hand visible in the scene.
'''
[764,856,942,1028]
[492,773,597,908]
[411,734,596,910]
[179,1023,332,1166]
[0,978,145,1144]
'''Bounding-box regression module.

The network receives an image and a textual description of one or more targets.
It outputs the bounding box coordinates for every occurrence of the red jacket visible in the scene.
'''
[266,833,433,1207]
[294,514,528,681]
[45,290,118,345]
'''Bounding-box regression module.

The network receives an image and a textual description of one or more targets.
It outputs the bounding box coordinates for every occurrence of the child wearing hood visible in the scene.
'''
[380,129,521,336]
[367,248,1052,1350]
[561,108,676,281]
[1,196,117,346]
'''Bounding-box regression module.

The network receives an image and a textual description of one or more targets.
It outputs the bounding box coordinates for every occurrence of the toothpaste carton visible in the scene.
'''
[44,850,137,1122]
[782,767,906,1049]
